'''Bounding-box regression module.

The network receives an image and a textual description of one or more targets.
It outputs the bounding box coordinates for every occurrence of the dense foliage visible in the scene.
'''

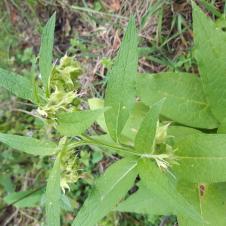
[1,1,226,226]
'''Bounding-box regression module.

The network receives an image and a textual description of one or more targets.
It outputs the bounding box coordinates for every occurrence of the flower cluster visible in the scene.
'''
[58,138,80,193]
[38,56,82,120]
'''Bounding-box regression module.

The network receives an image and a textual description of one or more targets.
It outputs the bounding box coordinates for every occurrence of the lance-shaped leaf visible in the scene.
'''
[104,17,138,141]
[138,159,202,222]
[193,2,226,122]
[116,182,173,215]
[135,100,163,154]
[39,13,56,94]
[89,99,150,144]
[173,133,226,183]
[0,68,35,102]
[4,189,43,208]
[136,72,218,129]
[57,108,107,136]
[177,182,226,226]
[72,158,137,226]
[46,155,61,226]
[0,133,57,156]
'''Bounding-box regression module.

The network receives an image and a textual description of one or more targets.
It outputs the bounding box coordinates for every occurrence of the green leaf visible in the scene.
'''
[46,155,61,226]
[135,100,163,154]
[177,182,226,226]
[0,174,14,193]
[218,118,226,133]
[4,189,43,208]
[116,182,173,215]
[57,109,107,136]
[0,133,57,156]
[89,100,150,145]
[121,102,149,143]
[168,126,201,143]
[138,159,202,222]
[136,72,218,129]
[173,133,226,183]
[88,98,107,131]
[104,17,138,141]
[0,68,35,102]
[72,158,137,226]
[39,13,56,94]
[193,2,226,121]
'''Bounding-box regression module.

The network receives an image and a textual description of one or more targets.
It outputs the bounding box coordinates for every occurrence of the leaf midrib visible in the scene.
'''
[100,161,137,201]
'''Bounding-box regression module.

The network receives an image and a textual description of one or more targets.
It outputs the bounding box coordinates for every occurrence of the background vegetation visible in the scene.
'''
[0,0,225,225]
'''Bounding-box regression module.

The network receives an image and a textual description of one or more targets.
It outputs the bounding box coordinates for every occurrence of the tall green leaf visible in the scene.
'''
[72,158,137,226]
[0,68,35,102]
[173,133,226,183]
[57,109,107,136]
[39,13,56,94]
[138,159,202,222]
[177,182,226,226]
[104,17,138,141]
[136,72,218,129]
[193,2,226,121]
[46,155,61,226]
[0,133,57,156]
[135,100,163,154]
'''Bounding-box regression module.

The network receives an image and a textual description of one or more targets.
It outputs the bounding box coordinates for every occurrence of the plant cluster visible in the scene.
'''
[1,2,226,226]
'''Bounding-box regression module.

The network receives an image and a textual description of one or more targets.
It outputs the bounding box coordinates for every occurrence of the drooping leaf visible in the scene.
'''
[72,158,137,226]
[193,2,226,122]
[0,68,35,102]
[57,108,107,136]
[138,159,202,222]
[39,13,56,94]
[173,133,226,183]
[177,182,226,226]
[104,17,138,141]
[136,72,218,129]
[46,155,61,226]
[0,133,57,156]
[135,100,163,154]
[4,189,43,208]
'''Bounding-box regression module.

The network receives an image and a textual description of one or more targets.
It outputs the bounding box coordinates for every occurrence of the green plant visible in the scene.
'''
[1,1,226,226]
